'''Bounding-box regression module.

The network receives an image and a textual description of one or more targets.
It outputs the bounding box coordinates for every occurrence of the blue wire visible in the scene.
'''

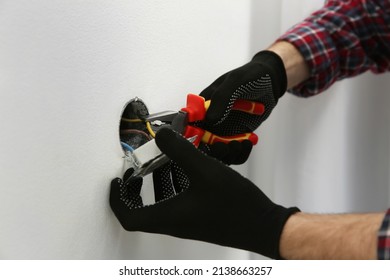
[121,141,134,152]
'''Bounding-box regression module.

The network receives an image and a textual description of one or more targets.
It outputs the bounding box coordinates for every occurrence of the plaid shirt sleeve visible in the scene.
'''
[277,0,390,97]
[378,209,390,260]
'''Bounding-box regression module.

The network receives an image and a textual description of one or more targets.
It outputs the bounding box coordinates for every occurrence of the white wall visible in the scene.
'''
[0,0,259,259]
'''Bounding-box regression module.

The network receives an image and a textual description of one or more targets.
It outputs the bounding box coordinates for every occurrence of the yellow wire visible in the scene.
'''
[121,117,156,138]
[121,117,143,123]
[145,121,156,138]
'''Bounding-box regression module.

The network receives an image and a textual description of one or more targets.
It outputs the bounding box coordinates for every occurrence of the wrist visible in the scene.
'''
[267,41,310,89]
[251,50,287,99]
[279,212,384,259]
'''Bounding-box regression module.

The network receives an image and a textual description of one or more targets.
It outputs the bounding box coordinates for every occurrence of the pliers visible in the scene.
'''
[125,94,264,179]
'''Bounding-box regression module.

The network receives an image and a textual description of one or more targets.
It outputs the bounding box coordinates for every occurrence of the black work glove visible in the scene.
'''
[110,128,299,259]
[199,139,254,165]
[199,50,287,164]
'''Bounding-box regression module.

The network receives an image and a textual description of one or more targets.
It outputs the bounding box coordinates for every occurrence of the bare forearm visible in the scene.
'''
[267,41,310,89]
[279,212,385,259]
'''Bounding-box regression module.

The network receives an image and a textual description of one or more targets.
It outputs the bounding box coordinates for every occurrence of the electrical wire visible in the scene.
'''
[121,117,156,138]
[121,117,143,123]
[145,121,156,138]
[120,116,156,155]
[120,129,151,140]
[120,141,134,152]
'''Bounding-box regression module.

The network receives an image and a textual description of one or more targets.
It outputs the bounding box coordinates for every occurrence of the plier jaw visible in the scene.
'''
[141,94,207,147]
[146,110,189,137]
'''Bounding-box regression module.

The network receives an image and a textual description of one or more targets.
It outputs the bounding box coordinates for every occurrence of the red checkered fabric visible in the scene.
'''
[278,0,390,96]
[378,209,390,260]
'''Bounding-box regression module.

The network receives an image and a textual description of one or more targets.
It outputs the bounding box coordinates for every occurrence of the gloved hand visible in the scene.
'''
[110,128,299,259]
[198,50,287,164]
[198,138,253,165]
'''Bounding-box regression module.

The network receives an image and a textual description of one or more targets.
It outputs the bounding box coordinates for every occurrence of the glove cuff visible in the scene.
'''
[251,50,288,99]
[257,205,300,259]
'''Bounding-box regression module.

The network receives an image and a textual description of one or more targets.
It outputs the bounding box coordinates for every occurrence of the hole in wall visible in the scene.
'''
[119,97,157,205]
[119,97,153,155]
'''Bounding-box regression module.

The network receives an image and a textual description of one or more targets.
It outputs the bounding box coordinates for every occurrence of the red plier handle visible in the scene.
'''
[181,94,264,147]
